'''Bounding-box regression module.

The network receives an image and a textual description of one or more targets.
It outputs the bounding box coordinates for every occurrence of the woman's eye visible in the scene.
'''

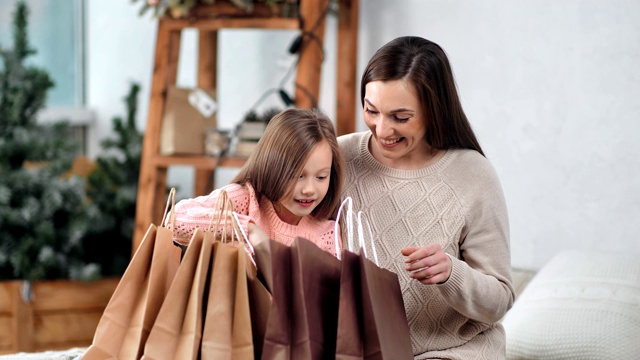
[365,107,378,115]
[394,115,410,122]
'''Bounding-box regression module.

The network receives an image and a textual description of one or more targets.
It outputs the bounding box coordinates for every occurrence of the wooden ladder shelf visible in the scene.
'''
[133,0,358,251]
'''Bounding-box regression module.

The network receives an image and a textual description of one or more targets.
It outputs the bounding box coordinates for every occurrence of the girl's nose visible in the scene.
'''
[301,178,315,195]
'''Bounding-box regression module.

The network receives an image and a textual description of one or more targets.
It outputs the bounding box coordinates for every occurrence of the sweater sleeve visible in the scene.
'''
[170,183,253,245]
[436,153,516,324]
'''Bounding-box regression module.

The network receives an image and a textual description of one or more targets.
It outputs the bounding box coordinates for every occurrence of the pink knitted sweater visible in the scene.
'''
[171,183,339,256]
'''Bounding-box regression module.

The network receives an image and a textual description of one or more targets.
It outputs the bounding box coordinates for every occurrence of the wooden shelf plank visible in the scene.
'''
[162,17,299,31]
[151,155,247,169]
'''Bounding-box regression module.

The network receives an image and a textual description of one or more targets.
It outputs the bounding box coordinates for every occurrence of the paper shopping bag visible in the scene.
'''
[359,248,413,359]
[246,250,271,359]
[335,249,364,360]
[84,190,180,360]
[141,228,209,360]
[289,237,341,360]
[254,238,292,360]
[200,242,255,359]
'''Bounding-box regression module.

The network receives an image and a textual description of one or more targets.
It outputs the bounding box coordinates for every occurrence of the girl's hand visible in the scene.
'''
[248,223,269,246]
[401,244,452,285]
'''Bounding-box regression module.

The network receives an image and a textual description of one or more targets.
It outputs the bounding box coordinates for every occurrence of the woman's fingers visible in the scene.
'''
[402,243,452,284]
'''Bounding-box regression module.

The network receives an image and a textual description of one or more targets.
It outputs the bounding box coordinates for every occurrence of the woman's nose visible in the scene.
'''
[376,117,393,138]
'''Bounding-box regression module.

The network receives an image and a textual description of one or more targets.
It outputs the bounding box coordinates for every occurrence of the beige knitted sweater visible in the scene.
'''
[338,132,515,360]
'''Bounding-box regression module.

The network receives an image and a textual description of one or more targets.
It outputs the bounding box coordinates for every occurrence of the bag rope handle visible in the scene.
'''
[334,197,355,260]
[161,188,177,230]
[206,189,238,244]
[231,211,257,268]
[357,211,379,266]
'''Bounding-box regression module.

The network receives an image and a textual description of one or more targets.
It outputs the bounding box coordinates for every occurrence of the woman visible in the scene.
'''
[338,36,515,359]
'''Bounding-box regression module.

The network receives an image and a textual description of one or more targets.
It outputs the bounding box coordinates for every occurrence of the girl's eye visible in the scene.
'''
[317,176,328,180]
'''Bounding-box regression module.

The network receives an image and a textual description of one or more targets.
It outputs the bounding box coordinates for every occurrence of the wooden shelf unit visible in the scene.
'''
[133,0,359,252]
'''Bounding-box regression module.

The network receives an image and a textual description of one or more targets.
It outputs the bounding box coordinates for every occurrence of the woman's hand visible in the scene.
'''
[401,243,452,285]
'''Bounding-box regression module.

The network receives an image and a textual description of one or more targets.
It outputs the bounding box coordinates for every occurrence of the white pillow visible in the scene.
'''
[502,249,640,359]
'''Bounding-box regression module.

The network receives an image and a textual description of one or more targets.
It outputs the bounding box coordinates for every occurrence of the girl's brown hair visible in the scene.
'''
[361,36,484,156]
[232,108,344,220]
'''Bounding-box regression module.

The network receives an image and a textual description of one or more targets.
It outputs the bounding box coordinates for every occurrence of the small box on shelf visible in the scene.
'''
[231,119,268,158]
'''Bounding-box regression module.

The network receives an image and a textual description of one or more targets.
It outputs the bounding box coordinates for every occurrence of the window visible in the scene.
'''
[0,0,91,156]
[0,0,85,107]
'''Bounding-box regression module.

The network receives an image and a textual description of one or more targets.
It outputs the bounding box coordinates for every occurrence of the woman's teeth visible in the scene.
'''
[381,138,401,145]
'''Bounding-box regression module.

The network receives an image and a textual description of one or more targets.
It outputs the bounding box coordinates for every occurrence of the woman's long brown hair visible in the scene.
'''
[361,36,484,156]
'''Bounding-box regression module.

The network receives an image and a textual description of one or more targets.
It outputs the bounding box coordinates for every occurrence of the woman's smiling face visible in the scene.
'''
[363,79,433,169]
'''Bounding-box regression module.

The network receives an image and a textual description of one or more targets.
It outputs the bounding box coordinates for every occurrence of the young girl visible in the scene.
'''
[171,108,344,255]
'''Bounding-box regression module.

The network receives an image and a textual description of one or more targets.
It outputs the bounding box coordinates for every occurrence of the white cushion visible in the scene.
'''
[502,249,640,359]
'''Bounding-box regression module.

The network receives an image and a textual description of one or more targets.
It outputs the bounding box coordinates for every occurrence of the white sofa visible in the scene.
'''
[503,249,640,359]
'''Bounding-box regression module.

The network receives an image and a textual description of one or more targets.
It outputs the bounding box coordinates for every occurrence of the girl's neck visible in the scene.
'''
[273,201,302,225]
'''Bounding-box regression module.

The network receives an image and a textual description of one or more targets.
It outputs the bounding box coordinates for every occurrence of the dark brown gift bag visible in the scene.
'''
[253,238,292,360]
[358,248,413,360]
[84,189,180,360]
[290,237,341,359]
[255,237,341,360]
[141,228,209,360]
[335,249,364,360]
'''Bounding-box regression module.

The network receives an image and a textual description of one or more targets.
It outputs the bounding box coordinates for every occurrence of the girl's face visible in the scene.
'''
[363,79,433,169]
[275,140,333,225]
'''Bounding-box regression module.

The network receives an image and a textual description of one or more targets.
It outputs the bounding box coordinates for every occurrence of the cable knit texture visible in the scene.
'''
[338,132,515,359]
[502,249,640,359]
[171,183,338,256]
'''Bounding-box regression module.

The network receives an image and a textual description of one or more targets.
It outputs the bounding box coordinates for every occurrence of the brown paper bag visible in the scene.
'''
[160,86,217,155]
[255,237,341,360]
[200,242,255,359]
[253,238,292,360]
[84,189,180,360]
[289,237,341,359]
[359,248,413,359]
[246,252,271,360]
[141,228,208,360]
[335,249,364,360]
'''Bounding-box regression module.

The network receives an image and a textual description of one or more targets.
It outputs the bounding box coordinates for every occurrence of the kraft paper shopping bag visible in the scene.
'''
[200,242,255,359]
[84,189,180,360]
[141,228,208,360]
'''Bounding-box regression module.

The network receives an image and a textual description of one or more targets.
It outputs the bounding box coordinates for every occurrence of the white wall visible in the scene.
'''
[87,0,640,270]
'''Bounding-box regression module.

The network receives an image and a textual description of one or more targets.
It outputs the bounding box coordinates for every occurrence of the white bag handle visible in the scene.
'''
[334,197,379,266]
[231,211,257,268]
[334,197,354,259]
[357,211,379,266]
